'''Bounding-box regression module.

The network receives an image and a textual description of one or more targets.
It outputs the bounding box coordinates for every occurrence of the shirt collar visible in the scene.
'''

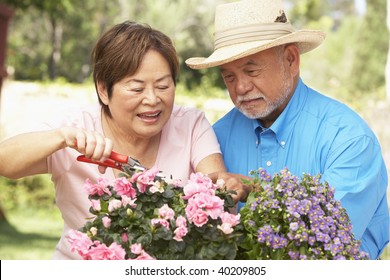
[254,78,307,147]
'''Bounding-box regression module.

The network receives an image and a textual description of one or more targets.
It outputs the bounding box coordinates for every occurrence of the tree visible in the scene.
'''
[2,0,79,80]
[5,0,224,88]
[350,0,388,96]
[387,0,390,99]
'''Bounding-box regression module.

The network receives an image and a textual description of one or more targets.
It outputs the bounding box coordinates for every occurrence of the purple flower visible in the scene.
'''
[289,222,299,231]
[241,168,368,259]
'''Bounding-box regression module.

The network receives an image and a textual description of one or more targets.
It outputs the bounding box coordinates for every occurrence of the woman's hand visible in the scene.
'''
[59,127,113,173]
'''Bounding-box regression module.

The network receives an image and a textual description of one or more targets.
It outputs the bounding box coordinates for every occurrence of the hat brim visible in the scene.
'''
[185,30,325,69]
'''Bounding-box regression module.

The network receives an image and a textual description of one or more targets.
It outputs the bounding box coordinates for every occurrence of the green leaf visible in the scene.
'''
[169,239,186,253]
[136,232,153,246]
[153,227,173,241]
[162,187,175,198]
[118,218,130,227]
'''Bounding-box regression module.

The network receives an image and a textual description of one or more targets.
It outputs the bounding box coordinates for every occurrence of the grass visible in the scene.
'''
[0,210,62,260]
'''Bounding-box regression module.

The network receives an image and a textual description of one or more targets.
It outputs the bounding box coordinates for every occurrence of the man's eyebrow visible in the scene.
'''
[221,59,259,72]
[245,59,257,66]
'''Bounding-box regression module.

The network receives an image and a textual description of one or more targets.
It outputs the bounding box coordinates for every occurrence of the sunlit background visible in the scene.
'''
[0,0,389,260]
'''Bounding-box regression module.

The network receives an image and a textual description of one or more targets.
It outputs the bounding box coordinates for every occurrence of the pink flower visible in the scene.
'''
[175,216,187,228]
[134,250,156,260]
[130,167,161,193]
[185,205,209,227]
[220,212,241,226]
[172,179,183,187]
[217,223,234,234]
[151,218,170,229]
[131,243,143,255]
[130,244,156,260]
[108,199,122,212]
[215,178,225,189]
[102,216,111,228]
[91,199,101,212]
[185,191,224,227]
[189,172,214,188]
[181,172,222,200]
[113,177,136,198]
[190,193,224,219]
[149,181,164,193]
[182,181,215,200]
[90,227,97,236]
[173,226,188,241]
[121,195,137,208]
[165,177,183,187]
[158,204,175,220]
[144,166,161,179]
[83,177,111,196]
[173,216,188,241]
[217,212,241,234]
[121,233,129,243]
[67,230,93,259]
[134,174,150,193]
[88,242,126,260]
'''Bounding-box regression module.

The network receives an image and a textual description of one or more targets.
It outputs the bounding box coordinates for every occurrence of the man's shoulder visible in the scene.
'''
[305,88,365,124]
[303,87,375,140]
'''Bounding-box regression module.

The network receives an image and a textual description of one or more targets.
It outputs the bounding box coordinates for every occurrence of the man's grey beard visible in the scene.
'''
[236,68,292,120]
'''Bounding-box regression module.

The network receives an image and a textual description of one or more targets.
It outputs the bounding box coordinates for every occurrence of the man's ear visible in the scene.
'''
[285,44,300,77]
[97,81,109,105]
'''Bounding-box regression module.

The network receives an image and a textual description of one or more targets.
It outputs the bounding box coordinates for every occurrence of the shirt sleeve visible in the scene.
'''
[322,134,389,258]
[35,105,101,178]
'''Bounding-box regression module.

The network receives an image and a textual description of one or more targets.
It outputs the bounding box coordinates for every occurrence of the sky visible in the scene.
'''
[354,0,367,15]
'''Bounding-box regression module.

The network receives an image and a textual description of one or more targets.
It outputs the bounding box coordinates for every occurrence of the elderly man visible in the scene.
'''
[186,0,389,259]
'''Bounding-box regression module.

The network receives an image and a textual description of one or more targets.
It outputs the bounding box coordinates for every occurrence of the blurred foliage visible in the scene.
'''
[0,0,74,12]
[350,0,388,95]
[291,0,388,103]
[3,0,226,89]
[0,0,389,260]
[0,175,56,213]
[2,0,387,99]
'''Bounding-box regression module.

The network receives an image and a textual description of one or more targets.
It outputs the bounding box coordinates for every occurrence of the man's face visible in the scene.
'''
[220,46,296,127]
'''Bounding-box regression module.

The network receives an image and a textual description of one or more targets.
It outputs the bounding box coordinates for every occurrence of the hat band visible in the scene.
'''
[214,23,295,50]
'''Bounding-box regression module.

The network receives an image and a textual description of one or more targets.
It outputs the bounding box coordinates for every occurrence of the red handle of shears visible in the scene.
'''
[76,151,129,170]
[109,151,129,163]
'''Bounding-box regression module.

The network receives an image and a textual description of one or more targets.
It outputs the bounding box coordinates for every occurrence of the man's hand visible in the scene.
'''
[209,171,253,204]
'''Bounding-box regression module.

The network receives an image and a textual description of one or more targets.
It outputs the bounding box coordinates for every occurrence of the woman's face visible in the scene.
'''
[101,49,175,139]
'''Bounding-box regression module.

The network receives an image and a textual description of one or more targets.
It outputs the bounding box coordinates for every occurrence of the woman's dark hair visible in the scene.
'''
[91,21,179,116]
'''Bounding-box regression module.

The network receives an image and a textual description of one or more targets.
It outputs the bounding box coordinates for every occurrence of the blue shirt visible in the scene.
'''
[213,78,389,259]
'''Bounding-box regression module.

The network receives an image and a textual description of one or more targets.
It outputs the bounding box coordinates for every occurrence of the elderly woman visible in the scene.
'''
[0,21,249,259]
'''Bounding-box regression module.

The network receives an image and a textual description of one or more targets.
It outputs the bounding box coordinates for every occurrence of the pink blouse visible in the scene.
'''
[41,104,221,259]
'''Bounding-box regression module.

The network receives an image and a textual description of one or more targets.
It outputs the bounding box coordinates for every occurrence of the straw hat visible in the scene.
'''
[185,0,326,69]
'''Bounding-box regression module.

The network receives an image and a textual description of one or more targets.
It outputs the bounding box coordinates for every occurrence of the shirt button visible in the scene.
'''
[281,141,286,146]
[266,161,272,167]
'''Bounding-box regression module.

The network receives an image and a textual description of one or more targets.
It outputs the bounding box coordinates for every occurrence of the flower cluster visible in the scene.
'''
[67,167,242,260]
[237,168,369,260]
[68,166,369,260]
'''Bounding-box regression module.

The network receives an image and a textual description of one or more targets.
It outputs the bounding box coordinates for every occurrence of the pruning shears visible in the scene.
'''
[77,151,164,177]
